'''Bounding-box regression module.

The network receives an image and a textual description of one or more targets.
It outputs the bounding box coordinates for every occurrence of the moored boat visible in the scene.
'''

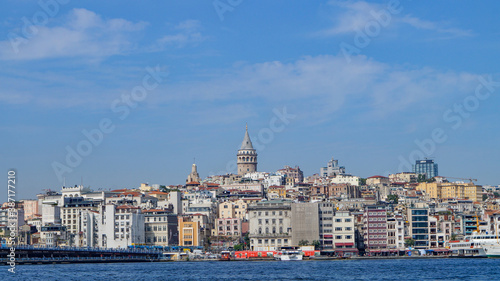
[276,250,303,261]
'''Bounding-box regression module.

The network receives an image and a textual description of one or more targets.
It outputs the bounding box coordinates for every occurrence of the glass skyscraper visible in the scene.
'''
[412,159,438,178]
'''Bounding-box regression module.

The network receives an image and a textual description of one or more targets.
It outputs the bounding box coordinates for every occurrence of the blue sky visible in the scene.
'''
[1,0,500,201]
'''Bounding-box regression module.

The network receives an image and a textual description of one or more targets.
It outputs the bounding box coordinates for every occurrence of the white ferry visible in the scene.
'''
[276,250,303,261]
[448,234,500,257]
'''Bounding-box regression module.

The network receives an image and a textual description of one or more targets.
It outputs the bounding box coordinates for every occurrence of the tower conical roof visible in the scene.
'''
[240,124,254,150]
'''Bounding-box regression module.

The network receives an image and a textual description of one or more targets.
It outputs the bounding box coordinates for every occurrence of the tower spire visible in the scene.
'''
[240,124,254,150]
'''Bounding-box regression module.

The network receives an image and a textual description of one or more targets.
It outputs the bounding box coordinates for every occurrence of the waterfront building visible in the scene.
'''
[97,204,145,249]
[61,197,100,246]
[407,207,430,249]
[328,210,357,256]
[291,203,319,246]
[144,209,178,246]
[318,202,335,250]
[413,159,438,179]
[178,216,201,247]
[237,125,258,176]
[363,206,388,253]
[386,216,405,250]
[248,200,292,251]
[40,224,68,247]
[80,210,99,248]
[320,157,346,178]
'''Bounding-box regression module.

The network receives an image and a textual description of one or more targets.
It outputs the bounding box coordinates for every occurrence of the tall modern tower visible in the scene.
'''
[412,159,438,179]
[237,125,257,175]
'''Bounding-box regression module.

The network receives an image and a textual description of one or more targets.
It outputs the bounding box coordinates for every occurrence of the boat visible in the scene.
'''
[276,250,303,261]
[220,251,232,261]
[448,233,500,257]
[483,244,500,257]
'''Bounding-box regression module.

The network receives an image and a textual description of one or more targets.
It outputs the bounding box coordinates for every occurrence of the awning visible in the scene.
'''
[324,235,333,238]
[335,248,359,252]
[433,248,451,252]
[335,242,354,247]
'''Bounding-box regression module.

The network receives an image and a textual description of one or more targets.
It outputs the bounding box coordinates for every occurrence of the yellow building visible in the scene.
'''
[218,200,247,220]
[178,216,200,246]
[268,186,286,199]
[148,191,169,201]
[417,182,483,202]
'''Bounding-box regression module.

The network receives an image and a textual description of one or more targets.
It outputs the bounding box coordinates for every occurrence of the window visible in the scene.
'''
[335,227,342,231]
[336,236,342,239]
[335,219,342,222]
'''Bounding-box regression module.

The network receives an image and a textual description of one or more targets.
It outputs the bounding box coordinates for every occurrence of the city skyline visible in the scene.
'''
[1,1,500,202]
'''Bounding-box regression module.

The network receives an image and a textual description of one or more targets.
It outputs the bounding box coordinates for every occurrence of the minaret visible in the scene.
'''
[237,124,257,175]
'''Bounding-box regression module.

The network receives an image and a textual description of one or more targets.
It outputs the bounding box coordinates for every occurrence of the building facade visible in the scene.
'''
[248,200,292,251]
[413,159,438,178]
[363,205,388,251]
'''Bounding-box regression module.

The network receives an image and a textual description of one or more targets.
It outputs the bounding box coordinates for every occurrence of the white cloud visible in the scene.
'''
[317,0,473,39]
[0,8,147,60]
[156,20,206,48]
[150,54,479,121]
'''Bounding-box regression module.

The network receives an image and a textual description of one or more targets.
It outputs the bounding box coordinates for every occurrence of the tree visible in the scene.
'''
[405,238,415,247]
[298,240,309,246]
[494,192,500,198]
[234,244,243,251]
[359,178,367,186]
[312,240,321,250]
[483,194,488,201]
[159,185,168,192]
[417,174,427,183]
[387,194,399,204]
[243,233,250,249]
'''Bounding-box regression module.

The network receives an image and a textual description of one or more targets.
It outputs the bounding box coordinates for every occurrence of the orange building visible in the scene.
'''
[178,216,201,246]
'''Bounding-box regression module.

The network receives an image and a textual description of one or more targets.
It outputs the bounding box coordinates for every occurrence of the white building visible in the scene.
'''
[97,204,145,249]
[387,216,405,250]
[248,200,292,251]
[330,174,360,186]
[320,157,346,178]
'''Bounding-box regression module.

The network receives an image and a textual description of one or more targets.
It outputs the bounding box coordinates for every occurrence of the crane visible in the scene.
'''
[440,176,477,183]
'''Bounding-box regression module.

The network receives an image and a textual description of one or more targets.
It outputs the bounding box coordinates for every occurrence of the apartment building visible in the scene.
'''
[248,200,292,251]
[363,205,388,253]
